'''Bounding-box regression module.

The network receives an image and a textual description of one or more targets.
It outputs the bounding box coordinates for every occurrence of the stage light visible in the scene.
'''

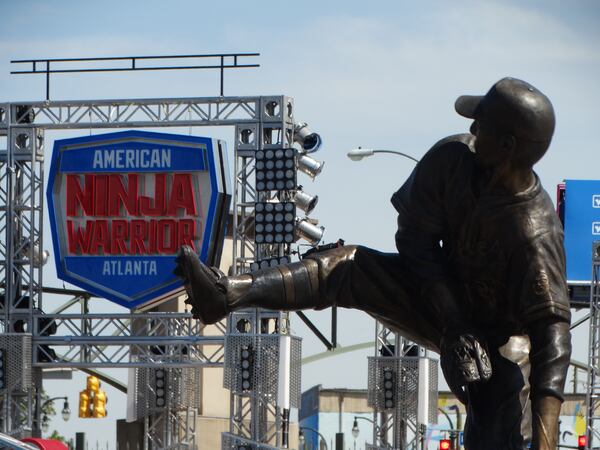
[295,218,324,246]
[250,256,291,272]
[297,154,324,180]
[382,368,395,409]
[0,349,5,389]
[293,187,318,215]
[254,202,296,244]
[294,122,322,153]
[154,368,167,408]
[240,345,254,391]
[255,148,296,191]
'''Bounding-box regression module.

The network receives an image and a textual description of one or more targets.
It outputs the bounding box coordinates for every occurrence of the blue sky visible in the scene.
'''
[2,0,600,447]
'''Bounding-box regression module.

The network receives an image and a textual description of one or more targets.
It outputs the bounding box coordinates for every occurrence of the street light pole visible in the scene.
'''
[352,416,386,445]
[299,426,328,450]
[40,396,71,434]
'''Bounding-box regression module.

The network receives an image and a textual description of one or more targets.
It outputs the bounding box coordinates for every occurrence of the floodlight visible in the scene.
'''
[293,187,318,215]
[255,149,297,191]
[23,241,49,268]
[295,218,324,246]
[297,154,324,180]
[240,345,254,391]
[32,247,49,268]
[250,256,291,272]
[294,122,322,153]
[382,368,396,409]
[154,368,167,408]
[254,202,296,244]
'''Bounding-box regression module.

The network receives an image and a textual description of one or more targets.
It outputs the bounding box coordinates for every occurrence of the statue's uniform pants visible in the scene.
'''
[234,245,532,449]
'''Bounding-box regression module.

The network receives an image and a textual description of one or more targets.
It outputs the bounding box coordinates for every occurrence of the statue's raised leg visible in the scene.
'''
[174,244,443,351]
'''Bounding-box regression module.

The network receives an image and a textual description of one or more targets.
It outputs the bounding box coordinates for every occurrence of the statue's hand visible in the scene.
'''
[531,395,561,450]
[440,334,492,404]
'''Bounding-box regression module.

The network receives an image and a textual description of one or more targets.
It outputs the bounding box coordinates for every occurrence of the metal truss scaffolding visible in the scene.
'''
[586,242,600,447]
[223,311,301,449]
[367,323,438,450]
[223,95,303,449]
[0,95,301,449]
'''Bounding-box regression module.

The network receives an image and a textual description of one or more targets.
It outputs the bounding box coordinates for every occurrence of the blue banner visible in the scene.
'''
[564,179,600,282]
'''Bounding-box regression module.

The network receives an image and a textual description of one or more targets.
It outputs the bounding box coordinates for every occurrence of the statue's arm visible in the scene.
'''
[528,319,571,450]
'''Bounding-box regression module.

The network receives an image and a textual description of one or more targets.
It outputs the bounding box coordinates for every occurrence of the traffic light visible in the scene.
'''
[0,349,6,390]
[79,375,107,418]
[78,390,90,418]
[578,435,587,450]
[240,345,254,391]
[92,389,107,418]
[87,375,100,391]
[440,438,452,450]
[154,368,167,408]
[382,368,395,409]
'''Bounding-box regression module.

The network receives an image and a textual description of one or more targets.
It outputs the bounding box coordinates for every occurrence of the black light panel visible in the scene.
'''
[254,202,296,244]
[255,149,297,191]
[249,256,291,272]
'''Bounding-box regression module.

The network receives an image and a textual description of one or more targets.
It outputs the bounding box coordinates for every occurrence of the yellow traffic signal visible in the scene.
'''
[78,390,91,418]
[92,389,107,418]
[79,375,108,418]
[86,375,100,392]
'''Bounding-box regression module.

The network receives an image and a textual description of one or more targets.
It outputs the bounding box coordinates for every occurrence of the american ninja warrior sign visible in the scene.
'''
[47,130,230,308]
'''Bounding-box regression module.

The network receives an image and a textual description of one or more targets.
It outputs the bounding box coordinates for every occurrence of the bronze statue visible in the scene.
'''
[174,78,571,450]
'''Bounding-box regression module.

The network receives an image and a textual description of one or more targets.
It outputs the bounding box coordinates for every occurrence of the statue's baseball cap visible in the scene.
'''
[455,77,555,143]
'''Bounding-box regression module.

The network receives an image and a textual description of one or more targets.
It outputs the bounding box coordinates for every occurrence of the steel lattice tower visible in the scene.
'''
[366,322,438,450]
[586,241,600,448]
[0,93,302,448]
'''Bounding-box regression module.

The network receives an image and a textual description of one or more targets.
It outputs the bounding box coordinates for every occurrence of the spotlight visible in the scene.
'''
[255,149,297,191]
[297,154,324,180]
[23,241,49,268]
[295,218,324,246]
[250,256,291,272]
[0,349,5,389]
[293,187,318,215]
[382,368,396,409]
[294,122,322,153]
[254,202,296,244]
[240,345,254,391]
[154,368,167,408]
[31,246,49,268]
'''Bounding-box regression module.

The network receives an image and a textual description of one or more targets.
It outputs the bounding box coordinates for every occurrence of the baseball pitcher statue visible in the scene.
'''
[175,78,571,450]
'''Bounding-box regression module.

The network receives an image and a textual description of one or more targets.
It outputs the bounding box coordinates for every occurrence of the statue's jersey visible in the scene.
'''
[391,134,571,335]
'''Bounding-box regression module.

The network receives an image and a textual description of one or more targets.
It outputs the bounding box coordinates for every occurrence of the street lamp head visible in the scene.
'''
[347,148,374,161]
[61,399,71,421]
[41,414,49,433]
[352,417,360,438]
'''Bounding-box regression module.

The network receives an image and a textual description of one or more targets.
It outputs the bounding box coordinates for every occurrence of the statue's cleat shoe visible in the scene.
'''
[174,245,228,324]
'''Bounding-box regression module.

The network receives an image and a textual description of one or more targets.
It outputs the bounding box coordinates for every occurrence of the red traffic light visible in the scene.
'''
[440,439,452,450]
[578,435,587,449]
